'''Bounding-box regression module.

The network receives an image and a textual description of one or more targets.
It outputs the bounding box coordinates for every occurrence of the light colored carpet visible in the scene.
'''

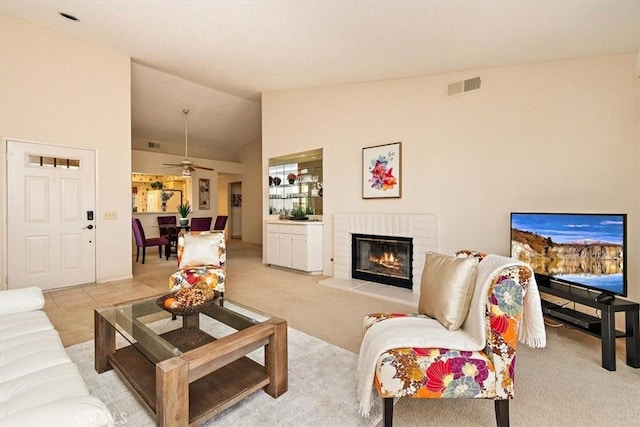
[55,241,640,426]
[66,325,382,427]
[66,318,640,427]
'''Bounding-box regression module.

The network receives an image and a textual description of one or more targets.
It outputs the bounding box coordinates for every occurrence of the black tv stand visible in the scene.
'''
[538,277,639,371]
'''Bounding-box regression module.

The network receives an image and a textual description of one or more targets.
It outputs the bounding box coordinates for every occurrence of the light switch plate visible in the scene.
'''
[103,211,117,220]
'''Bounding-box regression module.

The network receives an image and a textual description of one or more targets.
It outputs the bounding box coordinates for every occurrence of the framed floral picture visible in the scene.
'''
[198,178,210,209]
[362,142,402,199]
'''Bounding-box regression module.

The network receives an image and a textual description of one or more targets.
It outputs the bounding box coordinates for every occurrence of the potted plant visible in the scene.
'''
[289,207,307,220]
[177,203,191,225]
[287,173,297,184]
[160,191,175,212]
[150,181,163,190]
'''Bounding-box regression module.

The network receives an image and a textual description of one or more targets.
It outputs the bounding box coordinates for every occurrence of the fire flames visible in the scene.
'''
[370,252,402,270]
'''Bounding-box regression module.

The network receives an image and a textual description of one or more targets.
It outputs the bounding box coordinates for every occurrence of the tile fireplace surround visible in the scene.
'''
[319,213,437,306]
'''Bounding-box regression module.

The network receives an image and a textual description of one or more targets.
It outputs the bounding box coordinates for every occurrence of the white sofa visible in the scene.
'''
[0,287,113,426]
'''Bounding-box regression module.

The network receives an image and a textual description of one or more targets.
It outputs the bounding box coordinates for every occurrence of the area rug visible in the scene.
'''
[66,326,382,427]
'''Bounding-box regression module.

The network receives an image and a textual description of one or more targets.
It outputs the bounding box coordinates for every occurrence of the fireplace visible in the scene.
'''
[351,233,413,289]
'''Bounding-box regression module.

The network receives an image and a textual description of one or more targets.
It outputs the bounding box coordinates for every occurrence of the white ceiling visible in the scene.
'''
[2,1,639,156]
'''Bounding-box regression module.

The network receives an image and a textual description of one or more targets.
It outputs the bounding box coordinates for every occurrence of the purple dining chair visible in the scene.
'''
[157,215,178,255]
[190,217,213,231]
[131,218,169,264]
[213,215,228,232]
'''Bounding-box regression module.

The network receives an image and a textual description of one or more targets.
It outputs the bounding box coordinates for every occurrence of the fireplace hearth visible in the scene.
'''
[351,233,413,289]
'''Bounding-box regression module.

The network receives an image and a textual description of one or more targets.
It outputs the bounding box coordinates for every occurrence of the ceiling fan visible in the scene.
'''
[162,109,214,177]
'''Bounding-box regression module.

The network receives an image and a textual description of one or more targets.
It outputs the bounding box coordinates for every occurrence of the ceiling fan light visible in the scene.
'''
[163,109,213,174]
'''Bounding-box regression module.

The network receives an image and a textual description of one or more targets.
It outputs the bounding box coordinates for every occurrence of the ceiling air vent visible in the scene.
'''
[148,141,161,149]
[447,76,481,98]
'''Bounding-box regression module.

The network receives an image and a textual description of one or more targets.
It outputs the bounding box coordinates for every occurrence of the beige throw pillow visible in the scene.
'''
[179,232,224,269]
[418,251,478,330]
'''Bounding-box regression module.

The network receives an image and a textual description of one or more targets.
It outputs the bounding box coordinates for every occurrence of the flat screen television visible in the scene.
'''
[510,212,627,300]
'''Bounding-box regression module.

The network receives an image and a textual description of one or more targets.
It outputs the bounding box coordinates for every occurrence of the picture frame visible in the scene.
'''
[362,142,402,199]
[198,178,210,210]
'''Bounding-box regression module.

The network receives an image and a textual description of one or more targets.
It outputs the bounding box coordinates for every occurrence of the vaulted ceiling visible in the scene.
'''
[2,1,639,157]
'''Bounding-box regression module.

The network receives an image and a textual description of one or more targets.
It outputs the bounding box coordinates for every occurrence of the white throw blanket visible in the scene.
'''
[356,254,546,417]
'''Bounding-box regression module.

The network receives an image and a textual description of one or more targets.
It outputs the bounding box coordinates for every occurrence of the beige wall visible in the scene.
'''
[132,136,237,162]
[235,138,263,244]
[212,137,264,244]
[131,149,245,240]
[131,147,265,245]
[0,14,133,286]
[263,54,640,303]
[131,149,246,212]
[217,175,232,218]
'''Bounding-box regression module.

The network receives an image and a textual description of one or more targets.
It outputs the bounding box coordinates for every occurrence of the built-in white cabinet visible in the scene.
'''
[265,221,323,273]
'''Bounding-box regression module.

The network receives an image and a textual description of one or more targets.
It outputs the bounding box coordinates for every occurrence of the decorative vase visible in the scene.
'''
[161,202,167,212]
[288,178,295,184]
[273,177,281,186]
[179,218,188,226]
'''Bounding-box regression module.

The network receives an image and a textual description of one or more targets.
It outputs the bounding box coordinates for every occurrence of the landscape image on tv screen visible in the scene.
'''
[510,213,625,295]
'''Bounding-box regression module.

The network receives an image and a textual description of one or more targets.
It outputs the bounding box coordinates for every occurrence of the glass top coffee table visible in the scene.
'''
[94,295,287,427]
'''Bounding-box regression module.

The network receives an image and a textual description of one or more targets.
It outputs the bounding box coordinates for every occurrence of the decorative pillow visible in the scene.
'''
[178,232,226,269]
[418,251,478,330]
[177,230,211,265]
[455,249,488,262]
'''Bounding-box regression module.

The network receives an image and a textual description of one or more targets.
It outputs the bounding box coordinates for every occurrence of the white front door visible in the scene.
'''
[7,140,96,290]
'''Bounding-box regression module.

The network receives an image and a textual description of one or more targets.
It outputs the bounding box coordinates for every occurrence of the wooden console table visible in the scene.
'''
[540,280,639,371]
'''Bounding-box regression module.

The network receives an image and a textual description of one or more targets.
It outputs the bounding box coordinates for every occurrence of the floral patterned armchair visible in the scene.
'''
[358,250,545,427]
[168,231,226,304]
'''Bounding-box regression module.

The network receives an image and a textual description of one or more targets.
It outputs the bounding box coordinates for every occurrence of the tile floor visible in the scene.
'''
[44,256,177,347]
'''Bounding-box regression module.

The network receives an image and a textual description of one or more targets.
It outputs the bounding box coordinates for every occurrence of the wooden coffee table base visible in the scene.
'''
[95,310,287,427]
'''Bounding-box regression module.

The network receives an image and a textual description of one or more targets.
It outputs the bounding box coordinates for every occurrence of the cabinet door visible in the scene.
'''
[278,233,293,267]
[291,234,308,271]
[305,225,323,272]
[266,232,280,265]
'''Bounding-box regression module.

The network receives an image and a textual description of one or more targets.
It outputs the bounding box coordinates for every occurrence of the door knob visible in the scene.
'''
[83,224,94,230]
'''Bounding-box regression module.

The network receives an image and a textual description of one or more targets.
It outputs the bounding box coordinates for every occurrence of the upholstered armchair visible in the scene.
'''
[168,231,226,304]
[357,250,546,427]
